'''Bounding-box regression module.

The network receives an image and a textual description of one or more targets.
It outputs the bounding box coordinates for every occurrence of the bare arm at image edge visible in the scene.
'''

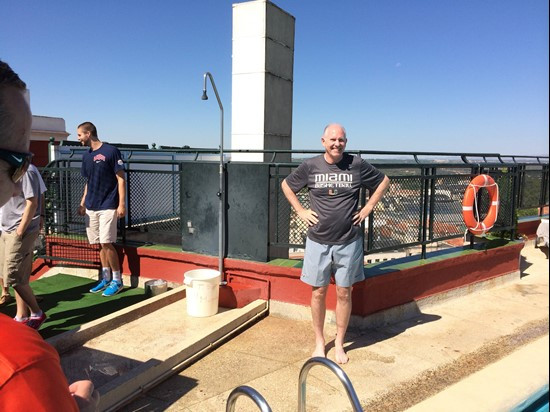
[16,197,38,236]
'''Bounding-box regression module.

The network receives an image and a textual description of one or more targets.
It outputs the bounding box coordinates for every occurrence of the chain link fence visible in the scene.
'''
[271,160,545,258]
[41,164,100,266]
[38,151,548,265]
[125,165,181,245]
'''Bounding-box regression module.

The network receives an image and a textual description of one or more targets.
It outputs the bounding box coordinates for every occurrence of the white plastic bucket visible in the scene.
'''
[183,269,221,317]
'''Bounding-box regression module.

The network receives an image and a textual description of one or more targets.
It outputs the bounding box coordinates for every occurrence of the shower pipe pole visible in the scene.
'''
[202,72,224,276]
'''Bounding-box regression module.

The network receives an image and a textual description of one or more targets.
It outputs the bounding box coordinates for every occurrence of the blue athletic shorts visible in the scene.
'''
[301,236,365,288]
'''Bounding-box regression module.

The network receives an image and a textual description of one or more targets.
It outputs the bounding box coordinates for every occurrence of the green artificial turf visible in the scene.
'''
[267,258,303,268]
[0,274,148,339]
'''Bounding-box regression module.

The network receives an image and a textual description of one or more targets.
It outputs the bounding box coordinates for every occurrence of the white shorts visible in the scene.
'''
[301,236,365,288]
[85,209,118,244]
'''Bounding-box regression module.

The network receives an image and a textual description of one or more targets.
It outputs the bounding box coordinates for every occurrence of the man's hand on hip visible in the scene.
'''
[298,209,319,226]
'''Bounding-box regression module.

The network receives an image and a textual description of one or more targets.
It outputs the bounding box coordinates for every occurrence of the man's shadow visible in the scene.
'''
[536,245,549,259]
[325,311,441,356]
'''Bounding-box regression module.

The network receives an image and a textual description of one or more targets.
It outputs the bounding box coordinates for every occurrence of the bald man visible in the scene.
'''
[282,123,390,364]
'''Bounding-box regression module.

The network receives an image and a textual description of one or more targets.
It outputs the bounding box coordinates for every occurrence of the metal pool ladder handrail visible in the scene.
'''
[298,357,363,412]
[226,385,272,412]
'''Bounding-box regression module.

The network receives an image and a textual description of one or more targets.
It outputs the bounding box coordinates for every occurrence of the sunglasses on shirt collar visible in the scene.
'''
[0,149,33,183]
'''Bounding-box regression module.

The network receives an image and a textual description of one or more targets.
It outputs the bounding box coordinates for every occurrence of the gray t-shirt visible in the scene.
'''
[284,153,385,245]
[0,165,44,233]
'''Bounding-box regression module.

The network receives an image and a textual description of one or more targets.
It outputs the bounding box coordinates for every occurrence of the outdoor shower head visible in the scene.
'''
[202,72,209,100]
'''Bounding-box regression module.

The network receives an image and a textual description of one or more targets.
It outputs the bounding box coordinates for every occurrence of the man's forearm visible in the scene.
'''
[80,183,87,207]
[281,180,305,213]
[118,180,126,208]
[116,171,126,208]
[366,175,390,209]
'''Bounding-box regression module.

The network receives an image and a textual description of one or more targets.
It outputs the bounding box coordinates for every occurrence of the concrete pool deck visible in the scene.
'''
[118,241,548,412]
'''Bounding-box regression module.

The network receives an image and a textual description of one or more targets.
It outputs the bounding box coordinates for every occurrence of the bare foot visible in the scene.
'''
[312,341,326,358]
[334,346,349,364]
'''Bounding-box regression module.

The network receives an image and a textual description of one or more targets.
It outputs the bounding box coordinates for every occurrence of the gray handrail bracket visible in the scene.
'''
[226,385,272,412]
[298,357,363,412]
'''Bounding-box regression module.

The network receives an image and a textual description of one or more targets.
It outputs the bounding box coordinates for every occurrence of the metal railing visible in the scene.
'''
[226,386,272,412]
[38,146,549,266]
[298,357,363,412]
[224,357,360,411]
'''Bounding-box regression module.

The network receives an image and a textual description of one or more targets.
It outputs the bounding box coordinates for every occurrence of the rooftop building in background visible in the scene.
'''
[23,90,69,166]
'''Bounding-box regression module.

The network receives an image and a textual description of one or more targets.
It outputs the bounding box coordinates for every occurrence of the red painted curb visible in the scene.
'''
[35,241,524,316]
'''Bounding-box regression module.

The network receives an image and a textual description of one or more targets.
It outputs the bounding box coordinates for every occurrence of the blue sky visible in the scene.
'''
[1,0,548,155]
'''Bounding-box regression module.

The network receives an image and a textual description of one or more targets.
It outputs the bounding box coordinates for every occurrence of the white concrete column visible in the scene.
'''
[231,0,295,162]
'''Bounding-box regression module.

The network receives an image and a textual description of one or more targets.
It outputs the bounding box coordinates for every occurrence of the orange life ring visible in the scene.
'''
[462,174,499,236]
